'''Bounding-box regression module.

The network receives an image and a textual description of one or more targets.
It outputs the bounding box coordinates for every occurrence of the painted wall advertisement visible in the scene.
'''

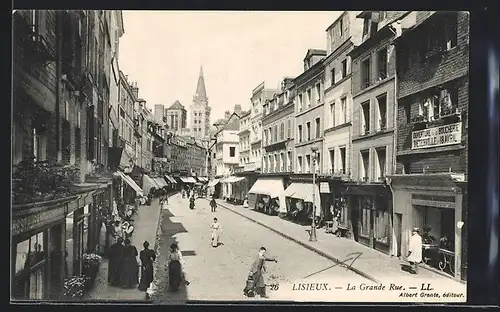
[412,122,462,150]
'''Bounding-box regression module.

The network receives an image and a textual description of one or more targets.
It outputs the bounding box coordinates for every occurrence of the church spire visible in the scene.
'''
[195,65,207,100]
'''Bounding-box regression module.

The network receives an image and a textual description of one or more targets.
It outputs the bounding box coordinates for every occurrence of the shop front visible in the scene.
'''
[283,181,322,225]
[207,178,222,198]
[248,176,286,216]
[221,176,246,204]
[117,170,144,204]
[389,173,466,281]
[344,183,393,254]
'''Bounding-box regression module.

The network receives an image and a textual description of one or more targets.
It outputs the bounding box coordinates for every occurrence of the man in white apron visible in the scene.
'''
[407,228,423,274]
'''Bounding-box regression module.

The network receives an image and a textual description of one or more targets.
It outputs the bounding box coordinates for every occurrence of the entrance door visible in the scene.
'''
[48,224,63,299]
[394,213,403,257]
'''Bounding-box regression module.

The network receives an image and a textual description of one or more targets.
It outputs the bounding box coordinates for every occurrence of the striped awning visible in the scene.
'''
[117,171,144,197]
[180,177,197,183]
[164,175,177,184]
[154,177,168,188]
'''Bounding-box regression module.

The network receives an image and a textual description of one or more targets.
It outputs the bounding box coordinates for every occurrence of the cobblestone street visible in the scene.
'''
[149,194,367,303]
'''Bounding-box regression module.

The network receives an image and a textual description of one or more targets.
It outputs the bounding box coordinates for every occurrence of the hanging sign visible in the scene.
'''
[412,122,462,150]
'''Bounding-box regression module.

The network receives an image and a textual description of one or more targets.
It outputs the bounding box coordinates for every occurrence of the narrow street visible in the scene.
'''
[150,194,367,303]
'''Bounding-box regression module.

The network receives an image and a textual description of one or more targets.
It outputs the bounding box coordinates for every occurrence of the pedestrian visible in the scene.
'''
[243,196,249,208]
[166,243,190,292]
[138,241,156,293]
[119,238,139,288]
[407,228,423,274]
[113,221,123,241]
[106,237,124,286]
[189,195,195,210]
[243,247,277,298]
[210,218,221,247]
[210,197,217,212]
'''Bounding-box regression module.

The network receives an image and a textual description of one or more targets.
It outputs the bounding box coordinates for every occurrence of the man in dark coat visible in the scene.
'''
[107,237,124,286]
[244,247,277,298]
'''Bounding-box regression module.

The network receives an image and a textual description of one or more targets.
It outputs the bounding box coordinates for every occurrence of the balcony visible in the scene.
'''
[440,107,461,121]
[411,114,428,130]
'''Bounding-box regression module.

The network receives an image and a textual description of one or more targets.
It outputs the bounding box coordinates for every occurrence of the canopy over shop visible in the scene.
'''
[221,176,246,204]
[142,174,160,196]
[164,175,177,184]
[248,177,286,215]
[117,170,143,198]
[179,177,197,184]
[283,182,322,218]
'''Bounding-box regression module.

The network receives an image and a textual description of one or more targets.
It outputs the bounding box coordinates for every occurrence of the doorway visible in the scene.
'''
[394,213,402,257]
[49,223,63,299]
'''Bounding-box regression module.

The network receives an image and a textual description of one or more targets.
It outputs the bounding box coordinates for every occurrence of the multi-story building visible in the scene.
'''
[214,113,240,177]
[237,109,252,171]
[390,11,469,281]
[12,10,121,300]
[345,11,412,254]
[249,82,278,172]
[139,104,154,171]
[153,104,166,124]
[294,49,326,175]
[190,66,211,140]
[118,71,138,169]
[165,100,187,133]
[182,136,207,176]
[322,11,363,178]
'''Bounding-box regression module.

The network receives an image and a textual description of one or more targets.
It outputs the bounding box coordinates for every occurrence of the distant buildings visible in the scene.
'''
[190,66,211,141]
[165,101,187,133]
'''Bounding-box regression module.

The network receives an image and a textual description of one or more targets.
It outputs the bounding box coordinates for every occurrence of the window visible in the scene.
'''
[280,153,285,171]
[361,58,371,89]
[363,18,370,36]
[360,196,372,238]
[315,84,321,103]
[298,125,303,143]
[330,102,336,127]
[377,48,388,81]
[339,18,343,36]
[340,97,347,124]
[306,122,311,141]
[14,231,47,300]
[329,149,335,173]
[298,94,303,112]
[229,147,235,157]
[341,59,348,78]
[306,155,311,173]
[287,118,291,138]
[280,122,285,141]
[32,127,47,162]
[360,149,370,181]
[287,151,292,171]
[263,129,268,145]
[376,147,386,181]
[361,101,370,134]
[274,125,278,142]
[379,11,387,21]
[316,152,321,173]
[331,68,336,86]
[297,156,303,173]
[377,94,387,130]
[307,89,312,108]
[284,91,289,103]
[340,147,346,174]
[315,118,321,138]
[268,127,272,143]
[274,154,279,171]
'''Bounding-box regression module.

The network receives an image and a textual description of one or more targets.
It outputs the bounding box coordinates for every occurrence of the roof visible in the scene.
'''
[304,49,327,60]
[194,66,207,99]
[168,100,185,110]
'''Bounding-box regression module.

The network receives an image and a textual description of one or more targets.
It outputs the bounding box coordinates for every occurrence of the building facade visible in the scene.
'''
[118,71,138,169]
[214,113,240,177]
[390,11,469,281]
[237,110,252,170]
[190,66,211,140]
[322,11,363,178]
[165,101,187,133]
[294,49,326,175]
[346,11,411,254]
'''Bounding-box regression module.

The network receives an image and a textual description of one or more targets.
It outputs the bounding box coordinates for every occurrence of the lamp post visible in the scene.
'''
[310,145,318,242]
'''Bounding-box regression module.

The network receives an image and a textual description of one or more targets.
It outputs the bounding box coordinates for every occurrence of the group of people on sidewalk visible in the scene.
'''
[106,238,157,293]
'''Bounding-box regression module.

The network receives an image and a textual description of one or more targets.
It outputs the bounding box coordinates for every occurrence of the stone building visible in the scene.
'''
[390,11,469,281]
[346,11,411,254]
[165,100,187,133]
[214,112,240,177]
[190,66,211,140]
[118,71,138,169]
[237,109,252,170]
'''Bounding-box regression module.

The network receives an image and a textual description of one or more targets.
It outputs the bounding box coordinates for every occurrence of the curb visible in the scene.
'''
[213,200,380,284]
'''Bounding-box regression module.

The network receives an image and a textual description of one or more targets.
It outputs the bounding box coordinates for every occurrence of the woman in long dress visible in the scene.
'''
[167,243,189,292]
[119,238,139,288]
[210,218,221,247]
[138,241,156,292]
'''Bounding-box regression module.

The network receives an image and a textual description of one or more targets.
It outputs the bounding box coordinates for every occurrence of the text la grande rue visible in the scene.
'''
[346,283,434,291]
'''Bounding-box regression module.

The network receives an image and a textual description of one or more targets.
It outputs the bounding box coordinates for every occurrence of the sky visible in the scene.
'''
[118,11,341,124]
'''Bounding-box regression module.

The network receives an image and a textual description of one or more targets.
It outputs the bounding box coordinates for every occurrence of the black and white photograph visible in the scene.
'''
[11,10,468,303]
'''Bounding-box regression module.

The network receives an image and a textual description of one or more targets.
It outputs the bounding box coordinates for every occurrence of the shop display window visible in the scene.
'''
[14,231,46,300]
[359,197,371,238]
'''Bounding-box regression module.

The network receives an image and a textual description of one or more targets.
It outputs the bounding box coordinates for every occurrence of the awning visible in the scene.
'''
[283,182,320,204]
[226,176,245,183]
[164,175,177,184]
[180,177,197,183]
[207,179,220,187]
[142,174,160,195]
[197,177,208,182]
[117,171,144,197]
[154,177,168,188]
[248,178,284,199]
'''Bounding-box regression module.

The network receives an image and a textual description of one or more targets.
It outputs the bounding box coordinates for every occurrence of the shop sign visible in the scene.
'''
[412,122,462,150]
[320,182,330,193]
[12,206,66,236]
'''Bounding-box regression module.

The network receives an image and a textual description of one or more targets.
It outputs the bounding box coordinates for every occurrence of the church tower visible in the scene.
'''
[190,66,211,140]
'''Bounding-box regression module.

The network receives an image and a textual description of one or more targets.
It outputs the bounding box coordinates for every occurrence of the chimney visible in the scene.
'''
[224,110,231,120]
[131,82,139,99]
[234,104,242,116]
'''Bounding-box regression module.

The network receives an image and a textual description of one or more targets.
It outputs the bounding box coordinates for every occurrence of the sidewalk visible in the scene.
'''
[214,199,466,288]
[86,200,163,301]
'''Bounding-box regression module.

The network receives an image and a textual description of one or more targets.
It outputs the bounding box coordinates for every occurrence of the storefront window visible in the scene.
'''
[65,213,74,276]
[14,232,46,300]
[359,197,371,238]
[374,206,390,245]
[83,205,89,253]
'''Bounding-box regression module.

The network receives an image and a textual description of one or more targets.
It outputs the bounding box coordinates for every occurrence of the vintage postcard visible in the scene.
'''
[11,10,468,303]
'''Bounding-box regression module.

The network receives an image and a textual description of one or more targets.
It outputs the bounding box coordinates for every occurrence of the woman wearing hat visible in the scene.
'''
[138,241,156,293]
[407,228,423,274]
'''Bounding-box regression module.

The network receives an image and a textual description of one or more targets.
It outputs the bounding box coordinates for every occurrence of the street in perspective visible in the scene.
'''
[12,10,468,304]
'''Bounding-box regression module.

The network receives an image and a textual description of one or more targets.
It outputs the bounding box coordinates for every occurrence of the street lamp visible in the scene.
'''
[310,145,319,242]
